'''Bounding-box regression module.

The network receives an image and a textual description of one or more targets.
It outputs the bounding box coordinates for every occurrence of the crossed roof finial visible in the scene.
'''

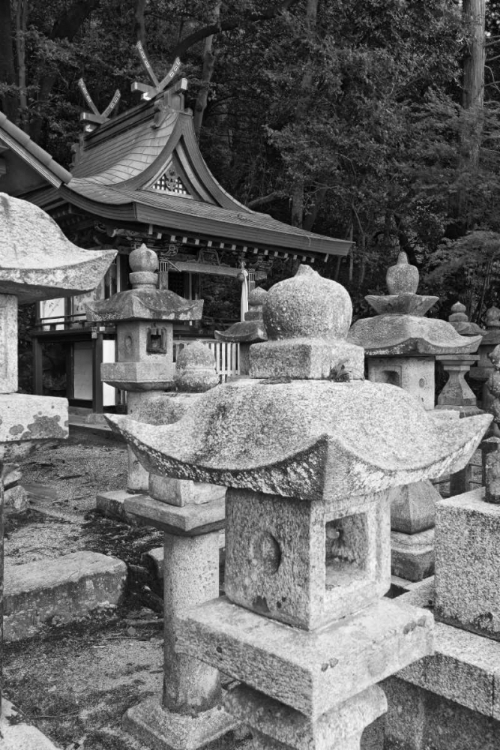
[78,79,121,132]
[132,41,184,101]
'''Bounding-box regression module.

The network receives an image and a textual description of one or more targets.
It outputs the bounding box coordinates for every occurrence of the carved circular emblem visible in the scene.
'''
[250,531,281,574]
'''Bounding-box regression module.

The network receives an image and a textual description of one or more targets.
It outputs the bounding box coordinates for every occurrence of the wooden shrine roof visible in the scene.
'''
[0,93,352,262]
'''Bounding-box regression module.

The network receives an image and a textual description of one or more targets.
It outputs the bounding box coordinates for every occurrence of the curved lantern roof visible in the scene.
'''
[0,193,116,305]
[106,379,491,502]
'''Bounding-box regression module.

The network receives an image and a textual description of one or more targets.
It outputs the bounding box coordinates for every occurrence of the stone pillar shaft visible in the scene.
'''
[163,531,221,713]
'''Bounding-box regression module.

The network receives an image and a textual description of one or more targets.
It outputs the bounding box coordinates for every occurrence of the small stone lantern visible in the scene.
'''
[215,287,268,376]
[107,265,490,750]
[86,244,202,492]
[436,302,483,416]
[348,252,482,581]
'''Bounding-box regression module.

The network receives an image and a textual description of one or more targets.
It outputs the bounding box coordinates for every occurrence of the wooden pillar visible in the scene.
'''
[32,336,43,396]
[93,332,104,414]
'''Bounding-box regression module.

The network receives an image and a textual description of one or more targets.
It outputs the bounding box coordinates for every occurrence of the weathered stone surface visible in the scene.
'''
[391,528,435,582]
[175,341,219,392]
[106,380,491,503]
[389,481,437,534]
[383,677,500,750]
[449,302,484,336]
[86,289,202,323]
[215,319,267,345]
[348,316,482,356]
[176,596,433,719]
[224,489,390,629]
[0,393,68,444]
[149,475,226,507]
[3,463,21,489]
[124,494,225,535]
[0,294,17,393]
[101,361,175,391]
[225,684,386,750]
[4,483,29,513]
[263,265,352,341]
[386,252,419,295]
[397,620,500,719]
[116,320,174,363]
[4,550,126,641]
[435,487,500,638]
[96,489,141,523]
[483,437,500,503]
[0,193,116,305]
[366,293,438,317]
[162,532,222,713]
[250,337,365,381]
[437,355,480,407]
[367,356,435,410]
[123,697,237,750]
[0,700,60,750]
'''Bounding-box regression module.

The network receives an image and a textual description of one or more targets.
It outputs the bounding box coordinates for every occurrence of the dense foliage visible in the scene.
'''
[2,0,500,321]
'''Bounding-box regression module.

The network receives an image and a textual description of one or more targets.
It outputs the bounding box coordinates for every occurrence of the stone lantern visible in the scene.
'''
[0,193,116,747]
[107,265,490,750]
[436,302,483,417]
[86,243,202,493]
[215,287,268,376]
[348,252,482,582]
[469,305,500,410]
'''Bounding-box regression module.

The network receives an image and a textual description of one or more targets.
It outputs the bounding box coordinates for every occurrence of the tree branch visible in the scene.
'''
[171,0,299,60]
[51,0,101,41]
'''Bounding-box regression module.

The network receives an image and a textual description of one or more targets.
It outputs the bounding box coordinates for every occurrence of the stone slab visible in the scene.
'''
[249,337,365,381]
[0,700,60,750]
[177,596,434,719]
[4,550,127,641]
[225,684,386,750]
[125,494,226,536]
[397,621,500,720]
[101,361,175,391]
[96,489,141,524]
[123,696,237,750]
[391,528,434,582]
[383,676,500,750]
[434,487,500,638]
[149,475,226,507]
[0,393,68,444]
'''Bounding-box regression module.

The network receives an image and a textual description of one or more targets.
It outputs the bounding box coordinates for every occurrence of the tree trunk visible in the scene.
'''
[461,0,485,174]
[194,0,221,138]
[135,0,147,47]
[16,0,28,127]
[291,0,318,227]
[0,0,19,122]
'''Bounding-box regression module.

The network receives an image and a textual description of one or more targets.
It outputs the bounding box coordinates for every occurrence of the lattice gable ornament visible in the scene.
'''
[151,165,189,196]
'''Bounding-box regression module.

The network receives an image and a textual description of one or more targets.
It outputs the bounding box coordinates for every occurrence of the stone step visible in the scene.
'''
[0,700,60,750]
[4,550,127,642]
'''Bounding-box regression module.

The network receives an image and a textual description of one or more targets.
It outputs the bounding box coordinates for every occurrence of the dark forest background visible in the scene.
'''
[2,0,500,324]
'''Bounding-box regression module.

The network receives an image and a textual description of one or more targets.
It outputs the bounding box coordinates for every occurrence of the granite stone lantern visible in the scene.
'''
[215,286,268,376]
[107,265,490,750]
[0,193,116,747]
[436,302,483,417]
[469,305,500,410]
[86,243,203,494]
[348,252,482,582]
